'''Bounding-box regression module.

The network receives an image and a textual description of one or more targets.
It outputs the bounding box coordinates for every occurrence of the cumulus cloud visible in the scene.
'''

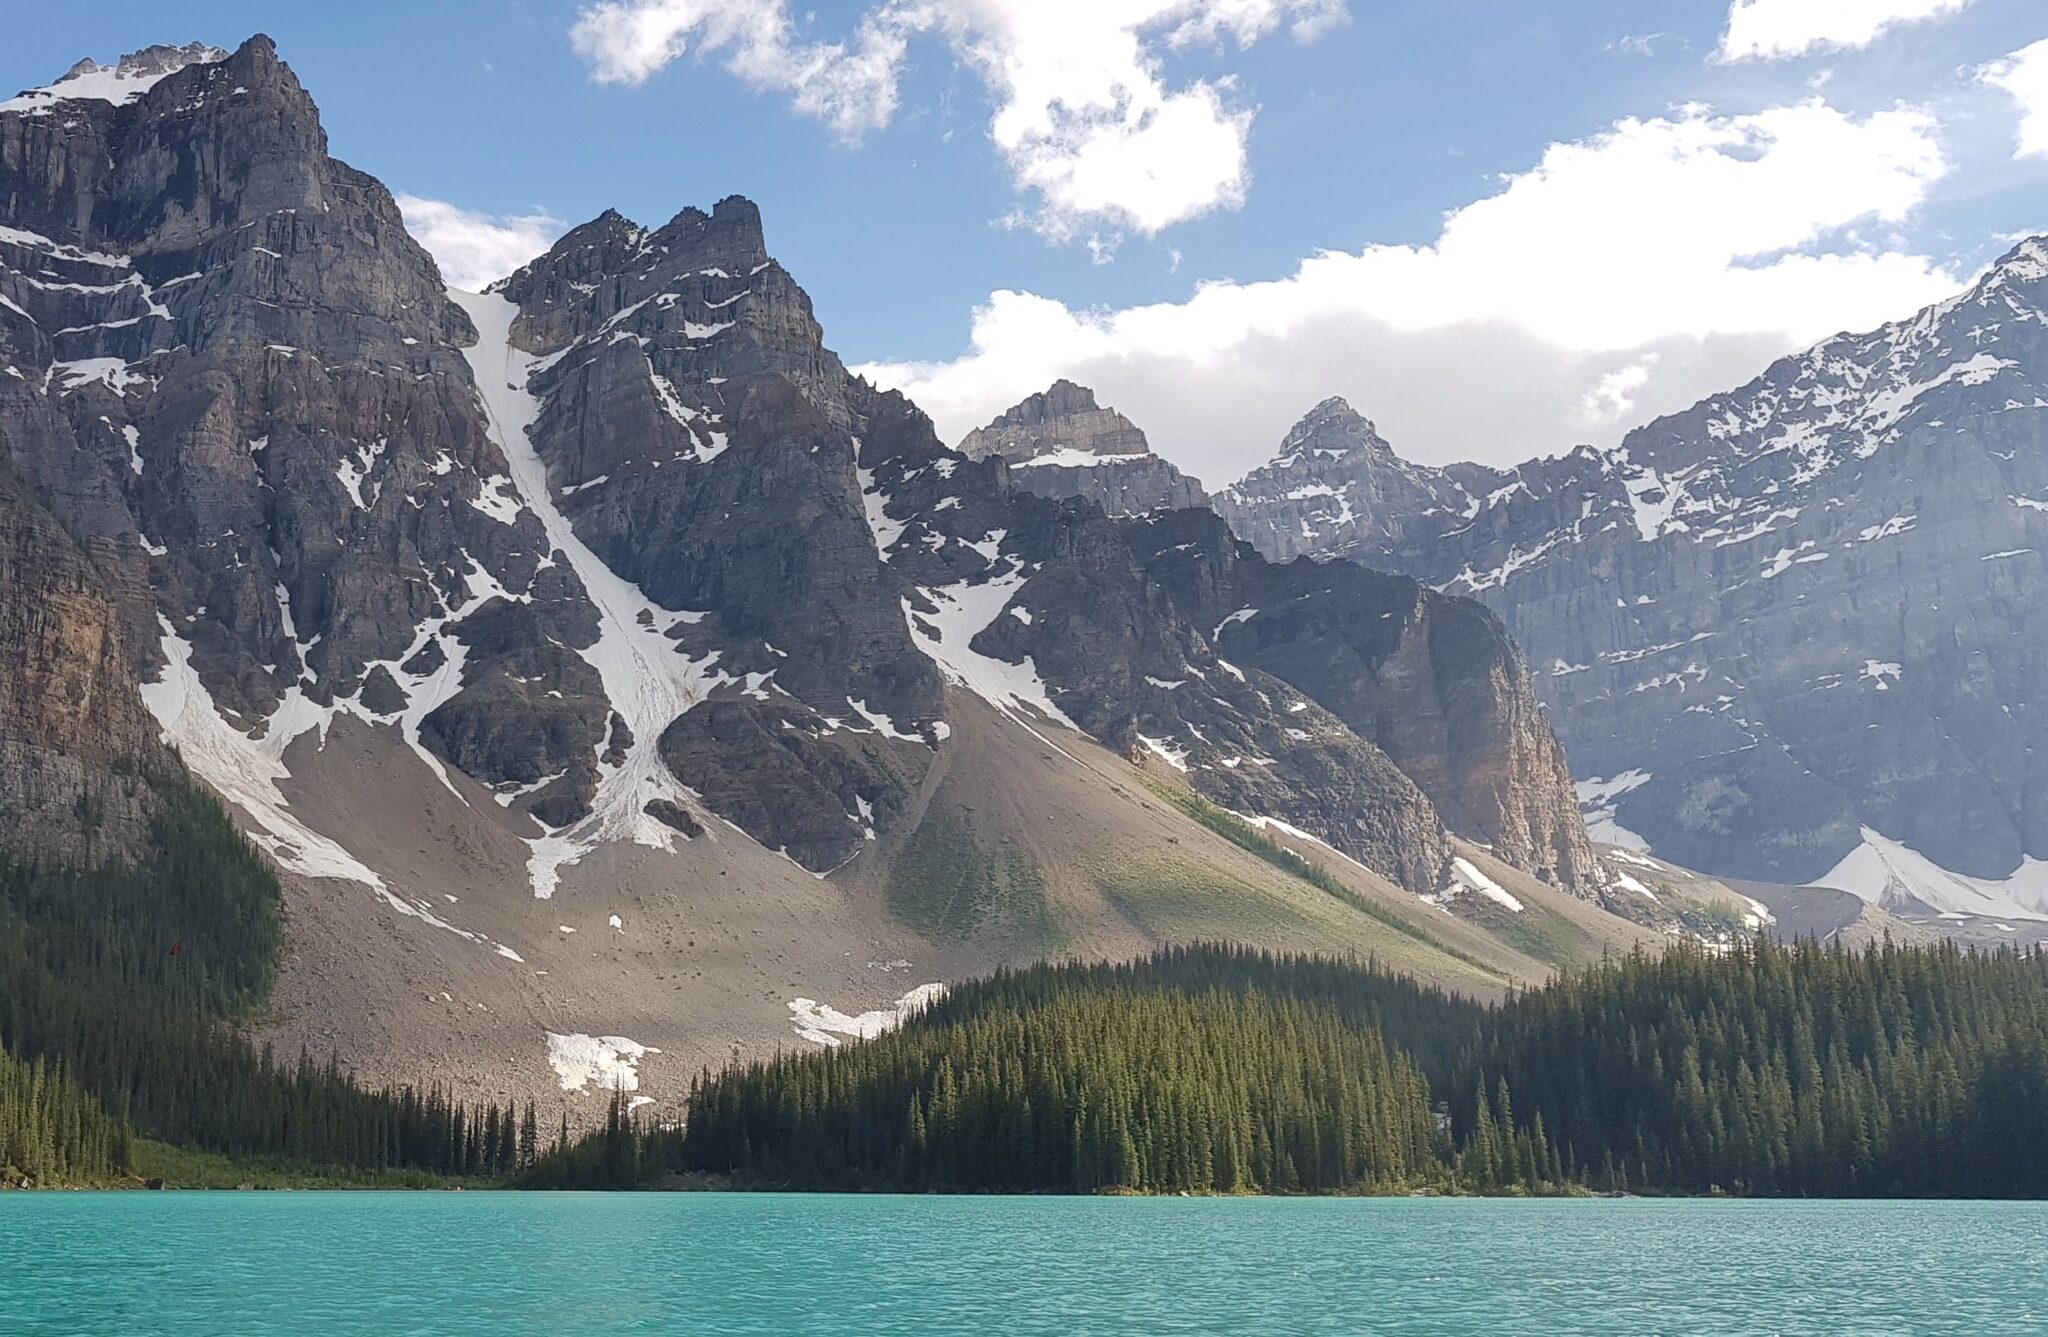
[396,196,564,292]
[1716,0,1970,63]
[855,99,1962,481]
[569,0,910,138]
[568,0,1347,239]
[1983,37,2048,159]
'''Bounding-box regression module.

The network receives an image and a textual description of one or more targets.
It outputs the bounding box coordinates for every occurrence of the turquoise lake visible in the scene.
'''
[3,1193,2043,1334]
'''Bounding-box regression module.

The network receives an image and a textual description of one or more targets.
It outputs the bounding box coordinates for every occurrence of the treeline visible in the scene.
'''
[0,1046,129,1185]
[0,769,544,1182]
[675,988,1445,1193]
[1471,935,2048,1196]
[533,947,1561,1194]
[536,940,2048,1197]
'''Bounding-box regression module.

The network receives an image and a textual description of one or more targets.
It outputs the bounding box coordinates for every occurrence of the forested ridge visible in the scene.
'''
[0,769,549,1186]
[535,941,2048,1197]
[1468,936,2048,1196]
[14,768,2048,1198]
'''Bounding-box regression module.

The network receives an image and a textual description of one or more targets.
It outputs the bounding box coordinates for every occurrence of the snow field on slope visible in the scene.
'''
[545,1032,660,1093]
[1811,827,2048,923]
[903,567,1079,745]
[137,615,522,960]
[450,289,733,899]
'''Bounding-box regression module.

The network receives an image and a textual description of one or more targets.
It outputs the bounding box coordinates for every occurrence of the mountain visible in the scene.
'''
[1217,245,2048,921]
[0,36,1654,1110]
[957,379,1207,516]
[1212,397,1480,563]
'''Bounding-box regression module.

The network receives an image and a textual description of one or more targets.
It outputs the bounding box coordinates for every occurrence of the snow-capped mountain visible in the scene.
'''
[0,37,1639,1104]
[0,41,227,116]
[1219,242,2048,918]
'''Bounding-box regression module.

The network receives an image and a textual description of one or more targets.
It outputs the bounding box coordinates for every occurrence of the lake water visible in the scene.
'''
[3,1193,2042,1334]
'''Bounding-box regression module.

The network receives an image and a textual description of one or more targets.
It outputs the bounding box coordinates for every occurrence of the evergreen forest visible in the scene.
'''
[538,941,2048,1197]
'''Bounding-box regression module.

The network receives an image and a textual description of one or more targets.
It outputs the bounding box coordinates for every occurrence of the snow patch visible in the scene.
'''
[1577,770,1653,852]
[1809,827,2048,923]
[0,44,227,115]
[1213,607,1258,638]
[544,1032,659,1093]
[1137,734,1190,772]
[1443,857,1525,913]
[789,983,946,1047]
[856,459,907,557]
[1012,449,1146,468]
[903,567,1077,740]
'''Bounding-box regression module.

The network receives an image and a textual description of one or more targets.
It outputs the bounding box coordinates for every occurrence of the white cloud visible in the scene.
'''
[396,196,563,292]
[1580,356,1660,425]
[856,99,1961,480]
[1716,0,1970,63]
[568,0,1347,238]
[569,0,909,138]
[1610,33,1668,58]
[1983,38,2048,159]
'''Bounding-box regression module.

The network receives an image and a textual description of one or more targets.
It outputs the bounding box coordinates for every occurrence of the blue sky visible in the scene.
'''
[7,0,2046,479]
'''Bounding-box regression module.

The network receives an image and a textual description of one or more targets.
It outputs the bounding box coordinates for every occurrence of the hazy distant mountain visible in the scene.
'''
[1218,245,2048,922]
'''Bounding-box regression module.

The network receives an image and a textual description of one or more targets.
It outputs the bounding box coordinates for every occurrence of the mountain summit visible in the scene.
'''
[1219,237,2048,915]
[0,41,228,114]
[958,380,1208,515]
[0,35,1638,1105]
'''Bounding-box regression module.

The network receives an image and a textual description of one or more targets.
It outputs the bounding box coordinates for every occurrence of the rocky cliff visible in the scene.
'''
[958,380,1208,516]
[1218,246,2048,917]
[0,466,165,860]
[0,34,1688,1109]
[0,34,1603,923]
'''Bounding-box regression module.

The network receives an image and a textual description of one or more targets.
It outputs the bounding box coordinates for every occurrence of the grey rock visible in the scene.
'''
[959,380,1208,516]
[0,33,1608,905]
[1219,240,2048,888]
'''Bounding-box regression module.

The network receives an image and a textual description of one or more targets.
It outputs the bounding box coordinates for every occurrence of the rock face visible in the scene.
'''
[0,34,1601,915]
[1128,508,1596,893]
[958,380,1208,516]
[1217,243,2048,907]
[857,399,1598,895]
[0,466,166,860]
[0,35,614,887]
[1215,398,1473,563]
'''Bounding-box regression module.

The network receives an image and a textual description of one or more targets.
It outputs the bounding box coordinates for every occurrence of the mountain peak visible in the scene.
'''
[4,41,227,115]
[1985,233,2048,289]
[1039,378,1101,415]
[960,380,1148,460]
[1271,395,1391,465]
[955,381,1210,514]
[1296,396,1378,435]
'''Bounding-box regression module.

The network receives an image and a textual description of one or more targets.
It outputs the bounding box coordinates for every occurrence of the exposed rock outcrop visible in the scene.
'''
[1218,242,2048,904]
[0,467,165,861]
[0,34,1604,907]
[959,380,1208,516]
